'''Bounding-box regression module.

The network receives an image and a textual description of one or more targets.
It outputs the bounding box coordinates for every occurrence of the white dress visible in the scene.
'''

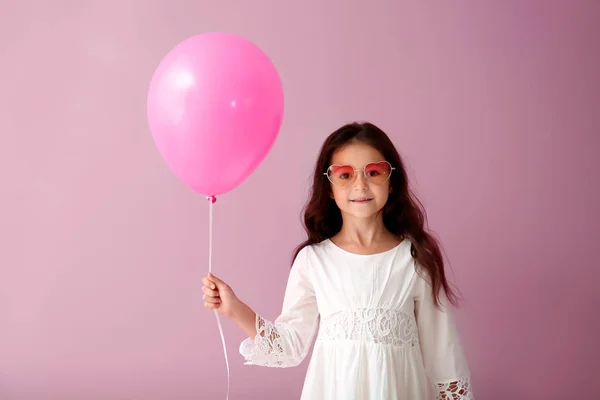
[239,239,473,400]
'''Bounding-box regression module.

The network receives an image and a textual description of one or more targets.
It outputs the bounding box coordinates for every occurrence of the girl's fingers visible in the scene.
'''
[202,286,219,297]
[208,273,226,289]
[202,277,216,290]
[204,302,218,310]
[203,294,221,304]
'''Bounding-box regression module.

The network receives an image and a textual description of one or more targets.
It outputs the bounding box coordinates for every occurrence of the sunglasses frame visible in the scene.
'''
[324,161,396,188]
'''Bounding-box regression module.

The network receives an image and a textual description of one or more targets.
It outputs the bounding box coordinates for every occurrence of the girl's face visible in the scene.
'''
[327,142,392,220]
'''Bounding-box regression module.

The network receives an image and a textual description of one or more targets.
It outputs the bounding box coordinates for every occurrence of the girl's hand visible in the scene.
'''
[202,272,240,318]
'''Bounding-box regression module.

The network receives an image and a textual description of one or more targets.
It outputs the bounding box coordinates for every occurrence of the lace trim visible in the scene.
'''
[239,315,286,366]
[435,377,473,400]
[317,308,419,348]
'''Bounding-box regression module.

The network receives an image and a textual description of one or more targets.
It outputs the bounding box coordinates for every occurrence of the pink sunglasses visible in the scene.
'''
[324,161,395,188]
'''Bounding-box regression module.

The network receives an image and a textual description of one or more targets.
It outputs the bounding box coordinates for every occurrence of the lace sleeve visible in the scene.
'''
[435,377,473,399]
[239,247,319,368]
[414,266,474,398]
[239,315,287,366]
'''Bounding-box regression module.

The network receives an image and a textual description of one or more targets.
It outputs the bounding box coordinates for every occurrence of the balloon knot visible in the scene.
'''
[206,196,217,204]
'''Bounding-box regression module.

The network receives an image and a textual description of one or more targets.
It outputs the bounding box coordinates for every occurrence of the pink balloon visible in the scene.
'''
[147,32,284,196]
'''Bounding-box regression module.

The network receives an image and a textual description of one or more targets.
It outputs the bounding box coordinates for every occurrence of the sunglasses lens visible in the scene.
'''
[327,165,355,187]
[365,162,392,184]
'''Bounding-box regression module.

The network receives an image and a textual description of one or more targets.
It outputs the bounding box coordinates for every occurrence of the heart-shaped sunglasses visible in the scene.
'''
[324,161,395,188]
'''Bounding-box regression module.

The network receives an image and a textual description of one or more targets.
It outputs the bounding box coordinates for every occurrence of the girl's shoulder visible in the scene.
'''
[293,240,330,263]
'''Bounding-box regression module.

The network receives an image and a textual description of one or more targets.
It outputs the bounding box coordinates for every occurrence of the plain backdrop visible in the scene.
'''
[1,1,599,399]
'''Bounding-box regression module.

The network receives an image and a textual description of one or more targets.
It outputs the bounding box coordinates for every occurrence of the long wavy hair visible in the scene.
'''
[292,122,459,308]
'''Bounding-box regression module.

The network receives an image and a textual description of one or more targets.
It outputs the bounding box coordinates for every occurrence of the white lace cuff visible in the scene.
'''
[435,376,473,399]
[239,315,287,367]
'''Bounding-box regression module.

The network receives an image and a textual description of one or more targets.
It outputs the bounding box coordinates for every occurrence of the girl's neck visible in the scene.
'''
[333,215,399,248]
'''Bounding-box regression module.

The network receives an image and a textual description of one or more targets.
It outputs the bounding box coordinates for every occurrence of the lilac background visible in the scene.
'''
[1,1,598,398]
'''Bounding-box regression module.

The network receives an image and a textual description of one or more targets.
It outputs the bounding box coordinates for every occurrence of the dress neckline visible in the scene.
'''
[325,237,409,257]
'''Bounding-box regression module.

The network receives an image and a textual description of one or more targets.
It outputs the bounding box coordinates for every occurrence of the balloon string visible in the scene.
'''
[207,195,229,400]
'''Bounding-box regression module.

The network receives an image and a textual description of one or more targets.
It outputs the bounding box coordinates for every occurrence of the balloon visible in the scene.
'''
[147,32,284,196]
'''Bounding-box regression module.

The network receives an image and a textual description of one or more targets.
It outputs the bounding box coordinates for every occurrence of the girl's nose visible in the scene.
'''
[352,170,368,190]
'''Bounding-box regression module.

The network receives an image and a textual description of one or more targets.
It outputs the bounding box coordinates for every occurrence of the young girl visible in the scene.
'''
[202,122,473,399]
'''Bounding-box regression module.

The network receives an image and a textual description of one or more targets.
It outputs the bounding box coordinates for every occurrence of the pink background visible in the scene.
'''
[1,1,598,399]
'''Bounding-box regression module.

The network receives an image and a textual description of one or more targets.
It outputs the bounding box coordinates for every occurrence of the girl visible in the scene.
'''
[202,122,473,399]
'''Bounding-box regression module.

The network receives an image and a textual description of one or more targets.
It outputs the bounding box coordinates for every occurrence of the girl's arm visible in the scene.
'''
[203,247,319,368]
[414,270,474,399]
[230,300,258,339]
[202,272,258,338]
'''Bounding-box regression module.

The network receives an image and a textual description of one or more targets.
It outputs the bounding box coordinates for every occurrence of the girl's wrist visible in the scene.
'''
[229,300,258,338]
[229,298,249,319]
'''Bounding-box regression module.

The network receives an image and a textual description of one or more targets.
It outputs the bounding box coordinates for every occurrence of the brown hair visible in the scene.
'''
[293,122,459,308]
